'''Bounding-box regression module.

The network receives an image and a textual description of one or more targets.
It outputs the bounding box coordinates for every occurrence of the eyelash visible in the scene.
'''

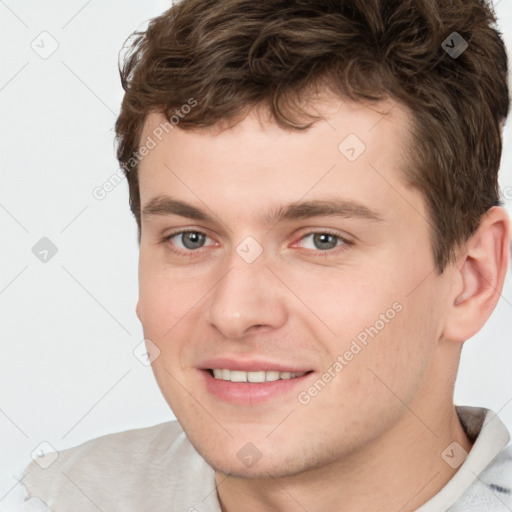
[160,229,353,258]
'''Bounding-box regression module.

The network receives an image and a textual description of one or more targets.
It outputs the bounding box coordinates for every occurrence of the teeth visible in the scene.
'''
[211,369,305,382]
[266,371,280,381]
[230,370,247,382]
[247,371,266,383]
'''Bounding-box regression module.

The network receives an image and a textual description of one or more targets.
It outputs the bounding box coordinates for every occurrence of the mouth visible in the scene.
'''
[200,366,315,404]
[208,368,310,383]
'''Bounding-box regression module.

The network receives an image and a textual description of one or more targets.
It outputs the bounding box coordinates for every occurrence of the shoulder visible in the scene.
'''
[26,419,185,477]
[20,420,206,511]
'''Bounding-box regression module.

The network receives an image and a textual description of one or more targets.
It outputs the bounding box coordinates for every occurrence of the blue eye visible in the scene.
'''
[299,232,344,251]
[177,232,207,250]
[301,231,349,252]
[165,231,214,252]
[161,229,352,258]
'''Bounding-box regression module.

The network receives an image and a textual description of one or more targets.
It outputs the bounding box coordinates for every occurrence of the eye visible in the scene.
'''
[161,229,352,258]
[162,230,215,253]
[294,230,352,256]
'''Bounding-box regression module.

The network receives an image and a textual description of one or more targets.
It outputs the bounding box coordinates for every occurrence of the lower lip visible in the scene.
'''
[201,370,313,405]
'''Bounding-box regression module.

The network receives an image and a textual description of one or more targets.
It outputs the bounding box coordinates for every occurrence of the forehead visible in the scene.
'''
[136,96,422,229]
[139,95,413,175]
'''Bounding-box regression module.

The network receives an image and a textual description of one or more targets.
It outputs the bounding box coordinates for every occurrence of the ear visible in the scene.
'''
[442,206,511,342]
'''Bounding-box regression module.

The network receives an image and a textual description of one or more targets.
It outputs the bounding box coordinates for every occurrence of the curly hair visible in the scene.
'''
[115,0,509,271]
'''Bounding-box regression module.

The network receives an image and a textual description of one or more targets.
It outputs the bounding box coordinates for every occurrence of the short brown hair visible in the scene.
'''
[115,0,509,272]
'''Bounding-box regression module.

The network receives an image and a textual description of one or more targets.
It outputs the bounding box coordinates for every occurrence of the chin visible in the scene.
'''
[188,433,324,480]
[203,454,308,479]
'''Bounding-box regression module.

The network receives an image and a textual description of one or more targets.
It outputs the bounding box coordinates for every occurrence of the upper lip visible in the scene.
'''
[199,357,313,373]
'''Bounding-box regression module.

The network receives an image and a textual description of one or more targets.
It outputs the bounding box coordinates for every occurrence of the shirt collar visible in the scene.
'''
[417,406,510,511]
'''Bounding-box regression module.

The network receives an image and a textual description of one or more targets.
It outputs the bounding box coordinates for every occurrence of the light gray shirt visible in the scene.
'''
[13,406,512,511]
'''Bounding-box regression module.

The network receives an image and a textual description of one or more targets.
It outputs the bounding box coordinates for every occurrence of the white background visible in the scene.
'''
[0,0,511,509]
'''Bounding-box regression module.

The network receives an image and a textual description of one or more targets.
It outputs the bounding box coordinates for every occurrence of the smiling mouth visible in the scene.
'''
[208,369,313,383]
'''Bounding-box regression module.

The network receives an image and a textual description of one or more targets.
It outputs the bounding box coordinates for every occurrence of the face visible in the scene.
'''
[136,97,453,478]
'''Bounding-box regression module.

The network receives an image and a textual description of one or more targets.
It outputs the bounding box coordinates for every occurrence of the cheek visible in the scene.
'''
[301,262,438,393]
[282,263,402,342]
[137,259,222,378]
[343,279,441,405]
[137,258,207,334]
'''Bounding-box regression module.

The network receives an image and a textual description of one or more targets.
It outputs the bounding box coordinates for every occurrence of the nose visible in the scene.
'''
[205,252,288,340]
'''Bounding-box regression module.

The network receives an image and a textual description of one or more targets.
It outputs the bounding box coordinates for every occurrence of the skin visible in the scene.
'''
[135,95,510,511]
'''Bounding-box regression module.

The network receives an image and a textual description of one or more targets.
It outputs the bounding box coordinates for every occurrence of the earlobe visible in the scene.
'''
[444,206,511,342]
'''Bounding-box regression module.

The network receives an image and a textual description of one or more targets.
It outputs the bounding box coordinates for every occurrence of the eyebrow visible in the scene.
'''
[141,195,384,225]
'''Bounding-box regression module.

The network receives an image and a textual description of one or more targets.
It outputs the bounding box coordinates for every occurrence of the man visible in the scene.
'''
[18,0,512,510]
